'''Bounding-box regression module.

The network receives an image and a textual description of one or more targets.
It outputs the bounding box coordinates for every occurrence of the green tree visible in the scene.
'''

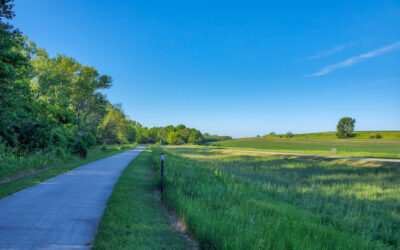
[188,129,203,144]
[97,105,136,144]
[0,0,34,148]
[167,131,184,145]
[178,127,191,143]
[336,117,356,138]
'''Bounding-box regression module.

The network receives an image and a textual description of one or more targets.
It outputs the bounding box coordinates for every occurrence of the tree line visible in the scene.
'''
[0,1,230,158]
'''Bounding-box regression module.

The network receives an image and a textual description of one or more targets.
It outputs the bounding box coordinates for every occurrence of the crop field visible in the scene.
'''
[151,147,400,249]
[207,137,400,159]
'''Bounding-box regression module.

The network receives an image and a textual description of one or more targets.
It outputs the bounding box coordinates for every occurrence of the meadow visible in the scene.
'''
[207,134,400,159]
[151,147,400,249]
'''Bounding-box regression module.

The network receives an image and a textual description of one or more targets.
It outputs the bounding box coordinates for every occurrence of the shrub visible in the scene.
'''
[49,125,77,150]
[286,131,293,138]
[72,140,88,158]
[55,147,66,159]
[82,133,97,148]
[101,145,107,151]
[375,133,382,139]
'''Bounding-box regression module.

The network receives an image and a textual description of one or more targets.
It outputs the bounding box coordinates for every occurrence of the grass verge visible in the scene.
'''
[92,149,193,250]
[151,147,399,249]
[0,145,134,199]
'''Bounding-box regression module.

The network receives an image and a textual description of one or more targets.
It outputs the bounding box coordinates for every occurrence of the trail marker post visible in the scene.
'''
[160,153,165,194]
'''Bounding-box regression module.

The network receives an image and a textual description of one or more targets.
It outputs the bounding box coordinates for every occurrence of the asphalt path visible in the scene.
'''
[0,147,145,250]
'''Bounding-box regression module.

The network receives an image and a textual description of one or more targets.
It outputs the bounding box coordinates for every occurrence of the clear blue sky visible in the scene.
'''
[13,0,400,138]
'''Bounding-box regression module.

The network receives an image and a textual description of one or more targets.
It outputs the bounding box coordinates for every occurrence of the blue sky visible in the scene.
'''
[14,0,400,137]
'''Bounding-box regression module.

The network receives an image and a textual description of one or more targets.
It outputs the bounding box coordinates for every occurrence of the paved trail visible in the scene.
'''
[0,147,145,250]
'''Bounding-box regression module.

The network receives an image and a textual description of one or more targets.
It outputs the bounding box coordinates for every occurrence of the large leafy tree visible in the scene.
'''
[97,105,136,144]
[30,49,112,138]
[70,65,112,137]
[336,117,356,138]
[0,0,34,147]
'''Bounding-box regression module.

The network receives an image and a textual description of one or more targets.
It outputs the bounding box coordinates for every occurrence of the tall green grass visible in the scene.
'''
[93,149,192,249]
[151,147,399,249]
[0,144,134,182]
[0,145,134,199]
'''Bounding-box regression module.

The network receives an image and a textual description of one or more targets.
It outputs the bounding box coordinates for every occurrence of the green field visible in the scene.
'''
[207,135,400,159]
[262,131,400,139]
[151,147,400,249]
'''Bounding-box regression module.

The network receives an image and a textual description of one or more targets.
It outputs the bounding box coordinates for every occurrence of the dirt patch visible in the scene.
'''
[154,190,199,250]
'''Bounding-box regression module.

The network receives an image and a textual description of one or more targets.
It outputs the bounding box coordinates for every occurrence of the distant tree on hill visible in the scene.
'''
[336,117,356,138]
[286,131,293,138]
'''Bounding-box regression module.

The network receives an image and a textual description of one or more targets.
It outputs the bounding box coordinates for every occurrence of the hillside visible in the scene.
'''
[206,131,400,159]
[261,131,400,139]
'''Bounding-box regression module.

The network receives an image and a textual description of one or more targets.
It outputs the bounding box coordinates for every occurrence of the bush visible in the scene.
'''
[375,133,382,139]
[72,140,88,158]
[101,145,107,151]
[286,131,293,138]
[55,147,66,159]
[49,125,77,150]
[81,133,97,148]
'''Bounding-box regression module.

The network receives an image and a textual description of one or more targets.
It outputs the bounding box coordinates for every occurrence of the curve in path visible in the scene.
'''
[0,147,145,250]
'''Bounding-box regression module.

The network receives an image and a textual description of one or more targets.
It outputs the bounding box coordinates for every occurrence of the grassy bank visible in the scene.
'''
[92,149,192,249]
[151,147,400,249]
[262,131,400,139]
[0,145,134,199]
[207,137,400,159]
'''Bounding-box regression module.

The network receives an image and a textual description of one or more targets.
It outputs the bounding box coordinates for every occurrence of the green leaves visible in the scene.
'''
[336,117,356,138]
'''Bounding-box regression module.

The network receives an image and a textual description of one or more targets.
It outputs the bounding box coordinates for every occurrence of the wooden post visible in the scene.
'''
[160,153,165,194]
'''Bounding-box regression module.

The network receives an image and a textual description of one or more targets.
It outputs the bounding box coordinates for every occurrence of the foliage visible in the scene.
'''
[151,147,398,249]
[97,105,136,145]
[188,129,203,144]
[286,131,293,138]
[202,133,232,143]
[336,117,356,138]
[134,124,214,145]
[72,139,88,158]
[167,131,184,145]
